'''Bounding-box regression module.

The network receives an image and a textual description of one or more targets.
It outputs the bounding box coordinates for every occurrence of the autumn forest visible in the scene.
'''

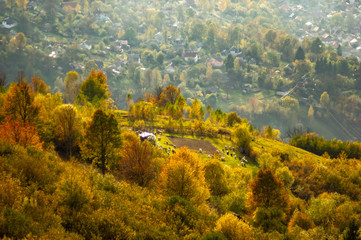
[1,0,361,239]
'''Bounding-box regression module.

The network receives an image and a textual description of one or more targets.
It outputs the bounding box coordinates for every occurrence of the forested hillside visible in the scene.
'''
[1,0,361,239]
[0,79,361,239]
[1,0,361,140]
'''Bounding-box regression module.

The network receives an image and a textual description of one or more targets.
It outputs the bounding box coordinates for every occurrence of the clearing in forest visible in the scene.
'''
[167,136,219,154]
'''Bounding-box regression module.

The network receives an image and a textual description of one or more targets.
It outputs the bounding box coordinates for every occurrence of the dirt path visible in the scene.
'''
[167,136,219,154]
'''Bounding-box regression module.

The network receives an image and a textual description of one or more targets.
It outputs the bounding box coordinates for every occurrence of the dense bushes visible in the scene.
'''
[290,133,361,159]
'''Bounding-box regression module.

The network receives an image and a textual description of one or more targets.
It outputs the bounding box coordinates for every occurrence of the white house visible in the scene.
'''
[184,52,199,63]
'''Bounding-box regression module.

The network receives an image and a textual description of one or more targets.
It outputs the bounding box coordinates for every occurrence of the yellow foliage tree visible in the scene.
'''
[16,0,28,10]
[206,63,213,81]
[53,104,81,160]
[218,0,231,12]
[214,213,255,240]
[158,147,210,206]
[308,105,314,119]
[9,32,27,51]
[320,91,330,106]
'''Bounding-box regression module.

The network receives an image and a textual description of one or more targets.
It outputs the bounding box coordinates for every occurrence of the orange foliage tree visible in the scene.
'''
[249,168,289,210]
[30,75,49,95]
[4,81,40,123]
[158,85,180,107]
[119,132,162,187]
[0,116,42,148]
[1,81,42,148]
[249,169,290,233]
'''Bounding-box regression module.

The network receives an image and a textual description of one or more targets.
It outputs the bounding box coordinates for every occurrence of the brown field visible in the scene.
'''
[167,136,219,154]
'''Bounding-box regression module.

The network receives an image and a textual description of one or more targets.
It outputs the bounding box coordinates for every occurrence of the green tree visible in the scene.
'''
[336,58,349,76]
[77,70,110,104]
[84,109,121,175]
[311,37,324,55]
[307,196,336,227]
[337,45,342,56]
[265,50,280,67]
[226,112,241,127]
[189,19,207,41]
[204,160,228,196]
[205,23,216,52]
[84,60,99,78]
[294,59,312,77]
[224,54,234,72]
[295,46,305,60]
[331,13,343,27]
[123,27,138,46]
[185,7,195,18]
[142,50,156,67]
[253,207,286,233]
[156,51,165,66]
[265,29,277,46]
[233,124,252,154]
[126,93,133,109]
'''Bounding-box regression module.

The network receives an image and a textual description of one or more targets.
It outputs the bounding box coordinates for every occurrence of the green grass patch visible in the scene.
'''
[252,137,324,163]
[161,133,259,173]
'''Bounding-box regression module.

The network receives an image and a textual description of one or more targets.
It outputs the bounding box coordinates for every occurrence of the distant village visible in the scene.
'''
[279,0,361,59]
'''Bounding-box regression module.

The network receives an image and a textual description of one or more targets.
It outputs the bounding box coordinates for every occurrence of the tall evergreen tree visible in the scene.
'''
[337,44,343,56]
[224,54,234,72]
[295,46,305,60]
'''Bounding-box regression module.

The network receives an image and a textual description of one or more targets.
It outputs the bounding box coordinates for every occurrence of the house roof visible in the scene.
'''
[209,58,223,67]
[139,132,155,140]
[165,64,175,74]
[350,38,358,44]
[1,18,17,29]
[184,52,198,58]
[322,33,330,39]
[119,40,128,45]
[62,2,76,9]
